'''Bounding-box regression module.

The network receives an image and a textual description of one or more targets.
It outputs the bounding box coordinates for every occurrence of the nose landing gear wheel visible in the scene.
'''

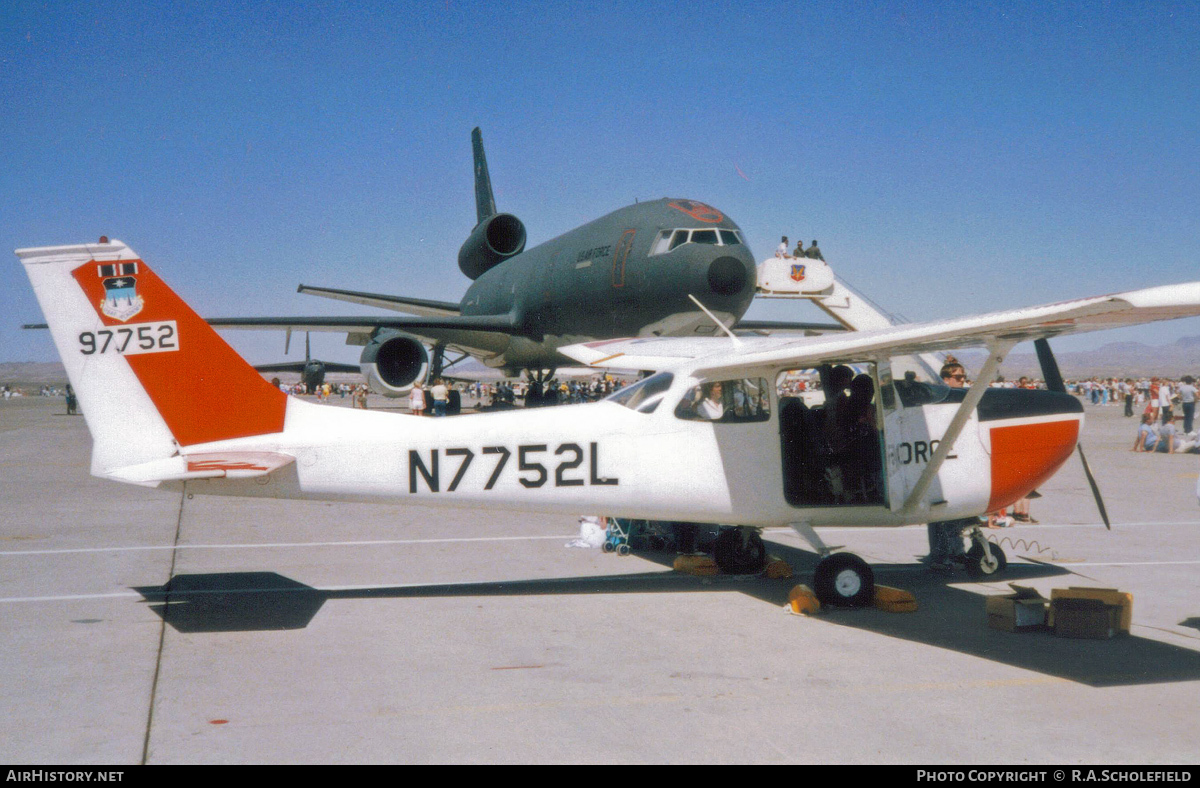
[965,541,1007,579]
[813,553,875,607]
[712,527,767,575]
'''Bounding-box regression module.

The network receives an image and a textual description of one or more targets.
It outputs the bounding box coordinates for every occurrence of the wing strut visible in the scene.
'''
[688,294,743,349]
[900,339,1015,516]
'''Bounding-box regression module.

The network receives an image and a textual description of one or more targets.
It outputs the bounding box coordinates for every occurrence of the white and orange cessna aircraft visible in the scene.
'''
[20,239,1200,606]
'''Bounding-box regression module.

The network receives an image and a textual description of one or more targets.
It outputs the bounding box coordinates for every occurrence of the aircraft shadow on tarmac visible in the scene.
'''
[133,542,1200,688]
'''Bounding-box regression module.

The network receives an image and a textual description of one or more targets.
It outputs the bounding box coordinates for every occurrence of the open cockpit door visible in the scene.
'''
[777,361,888,509]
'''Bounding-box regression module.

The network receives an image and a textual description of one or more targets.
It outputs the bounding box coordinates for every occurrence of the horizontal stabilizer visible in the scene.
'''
[106,452,295,484]
[297,284,461,317]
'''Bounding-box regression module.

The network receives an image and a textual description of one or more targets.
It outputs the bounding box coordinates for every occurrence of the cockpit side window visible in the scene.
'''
[719,230,741,245]
[651,230,674,256]
[675,378,771,423]
[668,230,690,251]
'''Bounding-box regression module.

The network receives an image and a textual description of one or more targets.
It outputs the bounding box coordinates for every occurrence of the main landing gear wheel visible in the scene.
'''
[965,542,1007,580]
[712,527,767,575]
[813,553,875,608]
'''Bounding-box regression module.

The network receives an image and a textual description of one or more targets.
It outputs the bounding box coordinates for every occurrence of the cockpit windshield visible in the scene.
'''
[606,373,675,413]
[652,228,744,255]
[893,373,952,407]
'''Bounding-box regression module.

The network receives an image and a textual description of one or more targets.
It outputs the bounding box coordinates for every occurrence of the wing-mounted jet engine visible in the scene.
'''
[359,330,430,396]
[457,127,526,280]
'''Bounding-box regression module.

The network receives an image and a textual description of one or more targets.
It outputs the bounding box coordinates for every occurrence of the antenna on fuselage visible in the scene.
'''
[471,127,497,223]
[688,294,743,350]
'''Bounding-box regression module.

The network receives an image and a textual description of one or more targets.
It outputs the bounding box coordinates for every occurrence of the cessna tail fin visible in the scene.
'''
[472,126,498,223]
[18,240,288,479]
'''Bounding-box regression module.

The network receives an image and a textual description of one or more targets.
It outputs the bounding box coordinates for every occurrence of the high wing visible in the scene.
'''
[296,284,462,317]
[561,282,1200,375]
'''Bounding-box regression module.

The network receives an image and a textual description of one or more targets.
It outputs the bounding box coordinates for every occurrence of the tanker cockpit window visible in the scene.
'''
[651,228,744,256]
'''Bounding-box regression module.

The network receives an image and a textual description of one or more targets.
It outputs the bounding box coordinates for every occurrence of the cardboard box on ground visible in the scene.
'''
[986,585,1050,632]
[1051,587,1132,639]
[986,585,1132,639]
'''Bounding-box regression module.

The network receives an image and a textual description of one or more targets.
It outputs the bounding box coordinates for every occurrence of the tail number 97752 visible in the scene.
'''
[79,321,179,356]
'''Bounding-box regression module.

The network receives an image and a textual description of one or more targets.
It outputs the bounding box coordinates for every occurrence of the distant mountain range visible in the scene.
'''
[5,335,1200,388]
[956,335,1200,379]
[0,362,72,387]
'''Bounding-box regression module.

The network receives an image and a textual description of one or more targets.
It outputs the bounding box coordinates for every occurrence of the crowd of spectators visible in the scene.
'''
[933,374,1199,454]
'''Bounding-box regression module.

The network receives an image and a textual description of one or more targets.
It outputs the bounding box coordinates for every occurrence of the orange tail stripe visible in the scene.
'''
[72,260,287,446]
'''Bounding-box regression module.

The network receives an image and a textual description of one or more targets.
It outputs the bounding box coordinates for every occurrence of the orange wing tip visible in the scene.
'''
[105,452,295,483]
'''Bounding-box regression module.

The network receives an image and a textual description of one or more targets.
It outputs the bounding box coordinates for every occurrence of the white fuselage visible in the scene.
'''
[164,373,1062,529]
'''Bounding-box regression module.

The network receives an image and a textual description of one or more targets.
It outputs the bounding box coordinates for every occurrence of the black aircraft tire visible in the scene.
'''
[966,542,1007,580]
[712,528,766,575]
[813,553,875,608]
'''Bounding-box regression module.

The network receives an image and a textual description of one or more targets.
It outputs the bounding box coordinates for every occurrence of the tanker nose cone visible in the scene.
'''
[707,255,750,297]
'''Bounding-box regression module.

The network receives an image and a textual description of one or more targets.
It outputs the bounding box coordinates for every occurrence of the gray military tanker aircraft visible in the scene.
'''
[205,128,840,396]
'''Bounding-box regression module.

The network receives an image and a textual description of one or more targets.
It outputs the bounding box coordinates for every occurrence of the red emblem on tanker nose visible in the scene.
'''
[668,200,724,224]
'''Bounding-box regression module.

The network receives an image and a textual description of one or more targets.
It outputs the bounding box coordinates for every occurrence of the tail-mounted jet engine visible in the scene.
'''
[457,213,526,280]
[359,331,430,397]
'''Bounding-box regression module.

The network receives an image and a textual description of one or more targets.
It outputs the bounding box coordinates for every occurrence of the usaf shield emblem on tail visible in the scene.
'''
[98,262,144,321]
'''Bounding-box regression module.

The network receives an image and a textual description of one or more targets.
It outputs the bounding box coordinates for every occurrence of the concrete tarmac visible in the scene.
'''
[2,394,1199,764]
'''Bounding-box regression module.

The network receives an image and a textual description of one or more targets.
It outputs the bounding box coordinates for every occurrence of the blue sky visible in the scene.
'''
[4,1,1199,366]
